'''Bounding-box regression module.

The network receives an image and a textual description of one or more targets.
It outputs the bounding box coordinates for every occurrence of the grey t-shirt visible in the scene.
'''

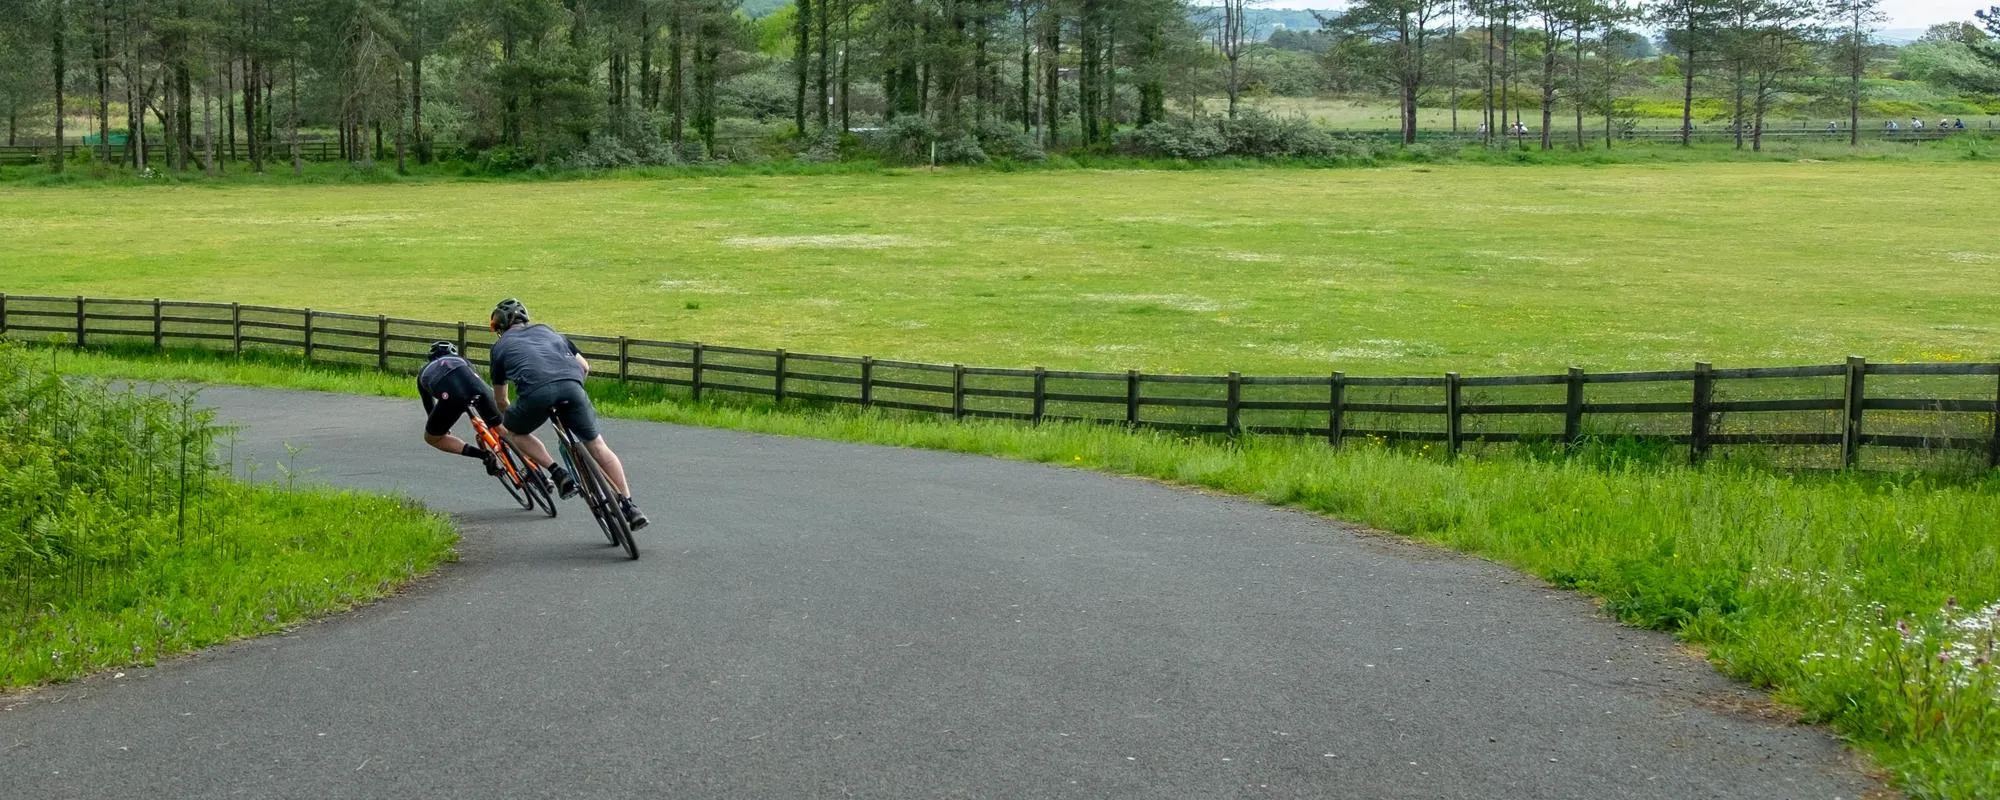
[489,324,585,394]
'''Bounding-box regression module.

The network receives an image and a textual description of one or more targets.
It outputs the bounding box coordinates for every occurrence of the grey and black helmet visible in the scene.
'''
[428,341,458,361]
[490,298,530,333]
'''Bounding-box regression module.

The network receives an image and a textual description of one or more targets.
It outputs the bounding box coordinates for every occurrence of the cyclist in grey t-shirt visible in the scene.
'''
[488,299,648,530]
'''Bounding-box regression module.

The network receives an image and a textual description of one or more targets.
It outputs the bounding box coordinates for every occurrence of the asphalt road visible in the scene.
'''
[1,386,1877,799]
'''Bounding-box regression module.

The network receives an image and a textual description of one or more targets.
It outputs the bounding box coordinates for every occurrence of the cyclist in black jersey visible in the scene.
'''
[486,299,648,530]
[419,341,575,491]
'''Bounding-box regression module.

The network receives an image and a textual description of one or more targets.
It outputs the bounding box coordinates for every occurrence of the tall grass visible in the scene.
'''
[0,343,457,688]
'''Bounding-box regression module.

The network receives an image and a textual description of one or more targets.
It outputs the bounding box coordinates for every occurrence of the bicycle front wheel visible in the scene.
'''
[494,444,534,510]
[520,461,558,517]
[568,437,636,560]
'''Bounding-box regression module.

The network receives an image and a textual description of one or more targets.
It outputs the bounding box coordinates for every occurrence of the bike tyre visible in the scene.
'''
[521,462,558,517]
[567,437,620,546]
[494,443,534,510]
[570,437,636,560]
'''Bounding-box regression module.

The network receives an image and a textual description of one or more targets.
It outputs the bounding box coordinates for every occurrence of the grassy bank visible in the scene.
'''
[40,343,2000,798]
[0,344,458,690]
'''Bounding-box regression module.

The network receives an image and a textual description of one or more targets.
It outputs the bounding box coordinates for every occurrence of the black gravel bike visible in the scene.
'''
[552,406,637,560]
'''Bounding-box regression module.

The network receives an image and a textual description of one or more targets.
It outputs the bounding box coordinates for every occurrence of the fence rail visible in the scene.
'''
[5,292,1998,472]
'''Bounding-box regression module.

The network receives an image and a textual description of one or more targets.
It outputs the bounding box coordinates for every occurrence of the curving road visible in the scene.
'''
[2,386,1876,799]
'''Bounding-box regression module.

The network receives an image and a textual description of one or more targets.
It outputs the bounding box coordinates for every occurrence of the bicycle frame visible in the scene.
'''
[468,414,526,485]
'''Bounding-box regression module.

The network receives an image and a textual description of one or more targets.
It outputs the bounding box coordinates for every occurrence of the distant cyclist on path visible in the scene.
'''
[487,299,649,530]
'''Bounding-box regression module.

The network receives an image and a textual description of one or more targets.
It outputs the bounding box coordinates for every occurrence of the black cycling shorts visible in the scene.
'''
[504,380,600,442]
[425,370,502,438]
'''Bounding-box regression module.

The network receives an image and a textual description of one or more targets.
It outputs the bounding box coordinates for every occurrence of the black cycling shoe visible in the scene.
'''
[482,452,504,477]
[620,498,650,531]
[549,465,581,499]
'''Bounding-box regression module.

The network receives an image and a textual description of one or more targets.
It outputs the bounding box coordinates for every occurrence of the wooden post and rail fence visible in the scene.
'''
[4,293,1997,472]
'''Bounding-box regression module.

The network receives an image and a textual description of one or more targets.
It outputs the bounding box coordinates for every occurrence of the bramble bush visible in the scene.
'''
[1113,110,1370,160]
[0,343,456,687]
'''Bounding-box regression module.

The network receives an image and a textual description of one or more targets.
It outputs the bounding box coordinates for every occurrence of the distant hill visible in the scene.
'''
[1246,8,1334,39]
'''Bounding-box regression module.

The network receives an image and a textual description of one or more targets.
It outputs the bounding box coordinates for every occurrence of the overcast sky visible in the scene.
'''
[1882,0,1990,28]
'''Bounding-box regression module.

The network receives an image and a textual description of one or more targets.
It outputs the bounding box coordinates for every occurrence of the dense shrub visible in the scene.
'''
[977,120,1046,162]
[936,134,989,165]
[1218,110,1340,157]
[798,126,846,164]
[1112,116,1229,159]
[554,113,683,169]
[1113,110,1360,160]
[473,145,534,174]
[876,115,938,163]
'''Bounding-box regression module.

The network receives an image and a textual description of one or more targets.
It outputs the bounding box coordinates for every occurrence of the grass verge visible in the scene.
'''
[0,344,458,690]
[37,343,2000,799]
[2,485,457,688]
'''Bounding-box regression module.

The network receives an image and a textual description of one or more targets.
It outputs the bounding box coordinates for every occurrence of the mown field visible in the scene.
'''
[4,161,1998,377]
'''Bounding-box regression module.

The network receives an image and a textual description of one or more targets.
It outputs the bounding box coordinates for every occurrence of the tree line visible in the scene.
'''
[1,0,1996,173]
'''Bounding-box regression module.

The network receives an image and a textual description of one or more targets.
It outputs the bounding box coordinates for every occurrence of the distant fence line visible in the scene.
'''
[4,293,1997,472]
[0,137,764,168]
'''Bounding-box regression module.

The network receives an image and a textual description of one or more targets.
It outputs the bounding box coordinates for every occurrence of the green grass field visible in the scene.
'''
[5,161,1999,377]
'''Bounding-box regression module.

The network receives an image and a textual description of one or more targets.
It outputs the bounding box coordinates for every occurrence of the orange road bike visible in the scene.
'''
[468,411,558,517]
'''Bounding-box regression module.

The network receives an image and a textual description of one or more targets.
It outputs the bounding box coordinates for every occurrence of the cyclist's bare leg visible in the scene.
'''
[423,432,473,455]
[583,438,633,498]
[501,427,558,468]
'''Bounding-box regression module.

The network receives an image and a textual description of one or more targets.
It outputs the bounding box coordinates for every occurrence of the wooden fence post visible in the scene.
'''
[152,298,164,349]
[455,322,468,360]
[1445,372,1461,457]
[1125,370,1141,426]
[75,296,86,347]
[1225,371,1242,435]
[1691,361,1713,464]
[373,315,388,370]
[691,343,706,401]
[774,349,788,403]
[1564,367,1584,448]
[302,308,315,361]
[1842,356,1867,469]
[0,293,8,335]
[1032,367,1047,424]
[231,303,242,354]
[1329,372,1345,448]
[617,337,629,382]
[953,364,967,419]
[859,356,873,406]
[1989,368,2000,470]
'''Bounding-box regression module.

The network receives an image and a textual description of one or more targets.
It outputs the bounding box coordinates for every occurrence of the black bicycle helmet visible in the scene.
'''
[490,298,530,332]
[428,341,458,361]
